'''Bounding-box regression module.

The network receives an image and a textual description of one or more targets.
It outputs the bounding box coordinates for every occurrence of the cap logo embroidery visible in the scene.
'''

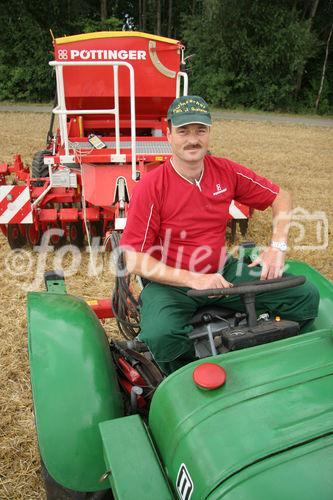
[173,98,208,114]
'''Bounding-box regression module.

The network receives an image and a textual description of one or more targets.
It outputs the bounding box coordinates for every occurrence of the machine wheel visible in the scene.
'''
[7,224,26,249]
[88,221,103,240]
[69,222,85,247]
[41,461,113,500]
[26,224,41,247]
[48,223,67,248]
[31,150,51,178]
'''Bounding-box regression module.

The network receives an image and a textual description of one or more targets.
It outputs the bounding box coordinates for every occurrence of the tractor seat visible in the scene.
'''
[188,305,235,326]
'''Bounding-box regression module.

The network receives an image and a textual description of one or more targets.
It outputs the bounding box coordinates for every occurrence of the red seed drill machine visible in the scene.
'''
[0,31,250,250]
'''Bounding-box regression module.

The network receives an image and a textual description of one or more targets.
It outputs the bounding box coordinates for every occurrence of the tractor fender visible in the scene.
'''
[27,291,123,493]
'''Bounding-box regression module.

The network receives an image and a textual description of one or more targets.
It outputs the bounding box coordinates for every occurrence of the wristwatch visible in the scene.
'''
[271,241,288,252]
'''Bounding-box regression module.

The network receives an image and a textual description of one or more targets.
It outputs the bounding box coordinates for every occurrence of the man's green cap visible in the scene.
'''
[167,95,212,127]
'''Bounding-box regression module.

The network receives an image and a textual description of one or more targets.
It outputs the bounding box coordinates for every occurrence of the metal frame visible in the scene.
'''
[176,71,188,97]
[49,60,137,181]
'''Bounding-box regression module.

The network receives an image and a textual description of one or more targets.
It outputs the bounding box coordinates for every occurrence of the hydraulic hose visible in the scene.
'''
[110,231,141,339]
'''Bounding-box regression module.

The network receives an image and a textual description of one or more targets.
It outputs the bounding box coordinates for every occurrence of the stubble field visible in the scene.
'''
[0,112,332,499]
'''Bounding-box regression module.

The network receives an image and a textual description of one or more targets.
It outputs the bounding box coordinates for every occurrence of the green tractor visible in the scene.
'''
[10,26,331,499]
[28,254,333,500]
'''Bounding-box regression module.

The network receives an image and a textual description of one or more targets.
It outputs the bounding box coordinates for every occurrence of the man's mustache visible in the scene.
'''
[184,144,202,150]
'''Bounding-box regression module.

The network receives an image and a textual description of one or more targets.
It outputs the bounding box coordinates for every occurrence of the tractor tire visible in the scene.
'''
[7,224,26,249]
[31,150,51,178]
[41,461,113,500]
[69,221,85,248]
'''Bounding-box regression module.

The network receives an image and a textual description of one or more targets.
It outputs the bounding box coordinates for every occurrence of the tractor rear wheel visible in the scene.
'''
[41,461,113,500]
[7,224,26,249]
[31,150,51,178]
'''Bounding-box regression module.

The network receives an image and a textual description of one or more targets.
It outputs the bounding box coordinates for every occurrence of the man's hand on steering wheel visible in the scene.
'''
[187,272,233,290]
[248,246,285,280]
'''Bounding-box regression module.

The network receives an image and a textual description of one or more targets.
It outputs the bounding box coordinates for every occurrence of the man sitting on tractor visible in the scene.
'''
[120,95,319,375]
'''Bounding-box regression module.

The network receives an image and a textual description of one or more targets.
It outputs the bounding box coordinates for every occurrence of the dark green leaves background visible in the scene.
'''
[0,0,331,113]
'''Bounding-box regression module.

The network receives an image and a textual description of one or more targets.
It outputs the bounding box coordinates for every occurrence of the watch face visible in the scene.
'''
[271,241,287,251]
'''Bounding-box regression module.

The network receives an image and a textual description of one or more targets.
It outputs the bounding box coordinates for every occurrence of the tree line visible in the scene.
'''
[0,0,332,113]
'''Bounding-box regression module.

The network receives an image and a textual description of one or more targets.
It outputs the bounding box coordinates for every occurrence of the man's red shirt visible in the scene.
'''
[120,155,279,273]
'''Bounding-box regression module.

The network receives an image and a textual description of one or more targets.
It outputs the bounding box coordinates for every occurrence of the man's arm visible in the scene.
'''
[249,188,292,279]
[124,251,232,290]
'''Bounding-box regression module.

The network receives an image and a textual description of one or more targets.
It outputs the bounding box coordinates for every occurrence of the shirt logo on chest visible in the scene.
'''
[213,183,227,196]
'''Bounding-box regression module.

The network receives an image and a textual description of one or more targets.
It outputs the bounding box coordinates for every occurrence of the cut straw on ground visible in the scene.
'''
[0,112,332,499]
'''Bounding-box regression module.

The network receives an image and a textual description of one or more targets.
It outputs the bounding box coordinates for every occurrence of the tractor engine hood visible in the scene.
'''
[148,329,333,499]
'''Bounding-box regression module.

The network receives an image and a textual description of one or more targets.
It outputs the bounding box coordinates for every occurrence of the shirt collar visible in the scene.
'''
[170,158,204,187]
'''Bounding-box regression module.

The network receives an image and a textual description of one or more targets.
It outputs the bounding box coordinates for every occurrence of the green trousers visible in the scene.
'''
[138,257,320,375]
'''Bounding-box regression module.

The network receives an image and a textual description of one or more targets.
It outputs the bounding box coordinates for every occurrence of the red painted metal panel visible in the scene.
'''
[89,298,114,319]
[54,33,181,119]
[79,206,100,220]
[81,163,137,206]
[38,208,58,222]
[59,208,79,221]
[0,186,23,216]
[0,186,33,224]
[234,201,251,216]
[9,200,32,224]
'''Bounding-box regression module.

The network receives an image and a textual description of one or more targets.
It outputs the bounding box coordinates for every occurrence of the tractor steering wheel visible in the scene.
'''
[187,275,305,298]
[187,275,306,327]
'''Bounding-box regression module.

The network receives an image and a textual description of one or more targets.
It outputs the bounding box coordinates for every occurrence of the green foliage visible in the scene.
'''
[0,0,331,112]
[182,0,326,112]
[302,75,332,114]
[0,0,123,102]
[79,17,123,34]
[0,9,53,101]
